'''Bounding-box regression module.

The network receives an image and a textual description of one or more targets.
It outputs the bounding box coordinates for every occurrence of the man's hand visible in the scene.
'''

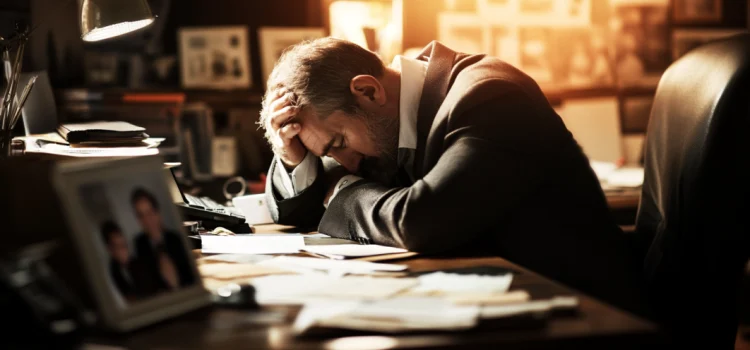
[263,88,307,169]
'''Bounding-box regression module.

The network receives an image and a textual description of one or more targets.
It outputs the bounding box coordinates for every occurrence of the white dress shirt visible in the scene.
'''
[273,55,428,204]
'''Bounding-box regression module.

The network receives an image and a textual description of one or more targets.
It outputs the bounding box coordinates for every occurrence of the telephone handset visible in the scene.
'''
[0,241,92,348]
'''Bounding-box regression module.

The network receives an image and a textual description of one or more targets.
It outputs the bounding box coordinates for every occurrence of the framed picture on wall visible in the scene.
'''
[673,0,722,24]
[672,29,746,60]
[178,26,252,89]
[438,12,488,55]
[611,2,670,89]
[258,27,326,89]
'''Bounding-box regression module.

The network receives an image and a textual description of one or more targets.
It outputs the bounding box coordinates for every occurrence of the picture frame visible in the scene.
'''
[611,2,670,89]
[83,51,119,86]
[52,156,209,332]
[671,29,746,61]
[437,12,489,57]
[519,27,554,84]
[179,103,215,181]
[673,0,722,24]
[476,0,591,26]
[258,27,326,89]
[178,26,252,89]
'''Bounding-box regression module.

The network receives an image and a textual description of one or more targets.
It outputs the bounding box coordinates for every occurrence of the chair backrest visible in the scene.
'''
[19,71,58,135]
[636,33,750,347]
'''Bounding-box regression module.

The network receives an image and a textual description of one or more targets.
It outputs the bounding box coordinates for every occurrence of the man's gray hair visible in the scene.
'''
[260,37,385,130]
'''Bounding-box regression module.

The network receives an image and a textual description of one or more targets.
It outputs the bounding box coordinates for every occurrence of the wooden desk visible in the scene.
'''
[606,190,640,210]
[606,190,640,226]
[89,236,660,349]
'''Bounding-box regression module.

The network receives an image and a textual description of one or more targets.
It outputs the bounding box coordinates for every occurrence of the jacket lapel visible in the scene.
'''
[414,41,456,178]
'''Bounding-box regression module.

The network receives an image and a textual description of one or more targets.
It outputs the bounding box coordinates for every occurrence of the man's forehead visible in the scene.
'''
[297,108,340,156]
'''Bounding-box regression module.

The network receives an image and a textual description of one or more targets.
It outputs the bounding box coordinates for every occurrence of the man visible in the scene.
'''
[260,38,645,315]
[131,188,195,290]
[100,221,158,300]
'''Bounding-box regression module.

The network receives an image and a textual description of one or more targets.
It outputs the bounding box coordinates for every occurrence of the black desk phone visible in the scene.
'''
[0,241,91,349]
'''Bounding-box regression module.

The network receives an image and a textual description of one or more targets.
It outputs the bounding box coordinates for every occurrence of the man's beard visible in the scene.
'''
[356,108,400,186]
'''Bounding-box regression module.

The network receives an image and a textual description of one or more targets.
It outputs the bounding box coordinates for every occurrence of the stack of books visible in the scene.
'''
[57,121,150,147]
[21,121,161,158]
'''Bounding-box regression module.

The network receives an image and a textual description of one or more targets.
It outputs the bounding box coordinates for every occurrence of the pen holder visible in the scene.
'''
[1,27,33,159]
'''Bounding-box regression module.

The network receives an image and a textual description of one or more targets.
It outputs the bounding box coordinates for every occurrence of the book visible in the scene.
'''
[57,121,148,144]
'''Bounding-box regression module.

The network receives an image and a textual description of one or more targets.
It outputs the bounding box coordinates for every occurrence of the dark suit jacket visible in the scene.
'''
[109,257,161,300]
[266,41,646,315]
[134,231,196,290]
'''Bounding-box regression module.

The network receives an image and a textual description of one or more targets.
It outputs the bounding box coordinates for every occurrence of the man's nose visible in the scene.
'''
[329,148,363,173]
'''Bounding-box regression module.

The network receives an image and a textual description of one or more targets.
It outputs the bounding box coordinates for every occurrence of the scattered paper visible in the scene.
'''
[293,301,361,334]
[590,160,618,181]
[200,235,305,254]
[301,244,408,259]
[198,262,294,280]
[410,272,513,294]
[258,256,407,276]
[199,254,275,264]
[448,290,531,306]
[606,167,644,188]
[252,275,418,305]
[480,296,579,319]
[591,161,645,189]
[299,297,480,334]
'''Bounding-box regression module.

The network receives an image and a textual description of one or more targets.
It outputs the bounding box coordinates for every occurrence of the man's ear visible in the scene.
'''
[350,75,387,107]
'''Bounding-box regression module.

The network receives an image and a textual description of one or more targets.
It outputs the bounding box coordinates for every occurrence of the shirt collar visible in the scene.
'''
[391,55,428,150]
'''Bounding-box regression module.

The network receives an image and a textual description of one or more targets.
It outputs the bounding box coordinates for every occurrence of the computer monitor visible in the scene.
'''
[52,156,209,332]
[19,71,58,135]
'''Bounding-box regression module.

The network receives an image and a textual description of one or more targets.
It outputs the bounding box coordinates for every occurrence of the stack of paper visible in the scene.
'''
[200,235,305,254]
[19,133,162,158]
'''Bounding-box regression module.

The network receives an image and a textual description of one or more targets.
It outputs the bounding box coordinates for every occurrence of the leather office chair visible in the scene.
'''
[635,33,750,347]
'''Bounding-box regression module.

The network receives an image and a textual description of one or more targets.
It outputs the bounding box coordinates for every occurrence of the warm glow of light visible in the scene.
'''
[325,336,399,350]
[82,18,154,42]
[329,0,400,61]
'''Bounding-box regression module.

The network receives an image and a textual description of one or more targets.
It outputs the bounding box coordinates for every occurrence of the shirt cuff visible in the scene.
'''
[325,175,363,208]
[272,152,319,199]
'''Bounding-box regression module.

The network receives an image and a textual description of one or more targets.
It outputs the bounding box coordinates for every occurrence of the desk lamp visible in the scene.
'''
[80,0,154,42]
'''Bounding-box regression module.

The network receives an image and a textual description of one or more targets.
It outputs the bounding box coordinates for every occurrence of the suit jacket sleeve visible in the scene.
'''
[319,85,559,253]
[265,156,327,228]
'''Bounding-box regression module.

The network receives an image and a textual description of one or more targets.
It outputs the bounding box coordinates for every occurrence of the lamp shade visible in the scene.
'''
[80,0,155,42]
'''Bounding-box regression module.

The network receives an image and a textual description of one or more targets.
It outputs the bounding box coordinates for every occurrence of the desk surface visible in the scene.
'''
[91,226,659,349]
[605,190,640,210]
